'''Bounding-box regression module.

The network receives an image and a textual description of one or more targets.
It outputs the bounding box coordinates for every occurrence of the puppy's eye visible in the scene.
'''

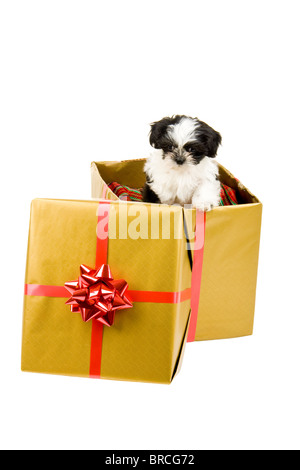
[187,147,193,153]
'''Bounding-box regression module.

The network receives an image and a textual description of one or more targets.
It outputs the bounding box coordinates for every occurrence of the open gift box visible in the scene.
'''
[21,198,193,383]
[91,158,262,342]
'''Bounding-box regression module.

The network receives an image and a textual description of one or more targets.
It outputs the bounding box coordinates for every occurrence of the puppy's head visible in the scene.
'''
[149,115,222,166]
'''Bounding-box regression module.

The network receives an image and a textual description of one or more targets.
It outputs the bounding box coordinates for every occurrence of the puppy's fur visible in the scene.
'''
[143,115,222,211]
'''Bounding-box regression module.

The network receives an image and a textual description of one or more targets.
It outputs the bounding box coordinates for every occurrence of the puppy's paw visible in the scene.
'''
[193,201,213,212]
[192,197,219,212]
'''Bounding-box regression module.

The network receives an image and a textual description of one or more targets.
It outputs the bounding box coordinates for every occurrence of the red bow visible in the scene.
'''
[65,264,133,327]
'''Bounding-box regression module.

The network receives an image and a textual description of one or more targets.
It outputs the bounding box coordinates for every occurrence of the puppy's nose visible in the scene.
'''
[174,155,186,165]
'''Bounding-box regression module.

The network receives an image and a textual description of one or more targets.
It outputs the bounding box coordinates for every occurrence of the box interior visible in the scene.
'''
[93,158,260,205]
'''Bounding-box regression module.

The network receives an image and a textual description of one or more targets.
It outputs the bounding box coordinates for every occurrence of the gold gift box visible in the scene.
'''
[21,198,192,384]
[91,159,262,341]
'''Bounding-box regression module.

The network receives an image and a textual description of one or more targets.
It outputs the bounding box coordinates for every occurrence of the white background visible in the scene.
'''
[0,0,299,451]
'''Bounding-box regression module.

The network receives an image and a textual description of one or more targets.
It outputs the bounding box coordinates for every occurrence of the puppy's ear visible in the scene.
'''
[149,117,173,149]
[196,121,222,158]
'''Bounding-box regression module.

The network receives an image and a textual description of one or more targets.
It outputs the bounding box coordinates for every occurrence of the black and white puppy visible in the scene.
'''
[143,115,222,211]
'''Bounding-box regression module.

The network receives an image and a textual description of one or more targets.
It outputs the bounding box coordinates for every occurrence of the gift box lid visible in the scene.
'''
[22,198,193,384]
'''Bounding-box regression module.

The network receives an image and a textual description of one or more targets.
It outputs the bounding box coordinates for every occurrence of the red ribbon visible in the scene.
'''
[187,211,206,342]
[24,283,192,304]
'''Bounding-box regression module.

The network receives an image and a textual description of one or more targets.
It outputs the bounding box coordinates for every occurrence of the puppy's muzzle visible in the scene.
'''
[173,153,186,165]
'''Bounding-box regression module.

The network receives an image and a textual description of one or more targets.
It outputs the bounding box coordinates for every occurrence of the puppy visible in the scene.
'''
[143,115,222,211]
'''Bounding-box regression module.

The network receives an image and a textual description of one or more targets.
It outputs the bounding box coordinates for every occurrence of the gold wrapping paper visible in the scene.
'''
[21,198,192,383]
[91,159,262,341]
